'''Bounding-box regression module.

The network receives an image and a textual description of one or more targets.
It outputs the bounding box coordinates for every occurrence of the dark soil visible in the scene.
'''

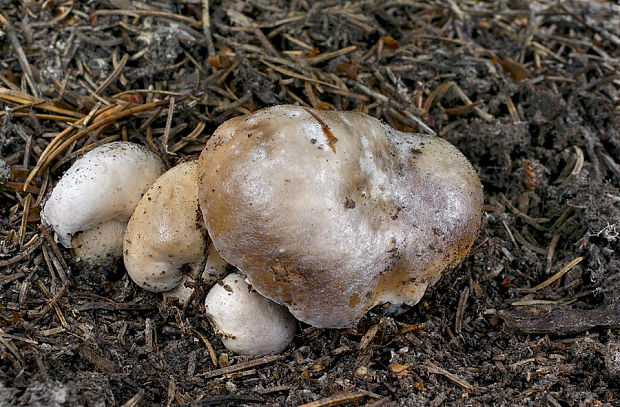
[1,1,619,406]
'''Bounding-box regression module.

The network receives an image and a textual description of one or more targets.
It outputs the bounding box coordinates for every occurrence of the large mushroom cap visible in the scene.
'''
[41,141,165,263]
[197,105,483,328]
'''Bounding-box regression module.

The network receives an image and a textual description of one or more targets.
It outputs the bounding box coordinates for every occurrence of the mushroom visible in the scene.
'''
[204,273,296,355]
[124,160,218,293]
[197,105,483,328]
[41,141,165,265]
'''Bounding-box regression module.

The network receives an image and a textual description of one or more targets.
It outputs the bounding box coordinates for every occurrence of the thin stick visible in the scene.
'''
[198,355,284,379]
[94,9,201,28]
[0,88,82,118]
[298,391,380,407]
[0,12,40,97]
[202,0,216,56]
[162,97,176,155]
[0,237,42,267]
[23,103,109,190]
[425,361,477,392]
[95,53,128,94]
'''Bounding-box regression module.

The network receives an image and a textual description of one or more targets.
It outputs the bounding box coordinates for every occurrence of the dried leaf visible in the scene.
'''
[493,56,530,80]
[380,36,399,49]
[413,381,426,391]
[389,364,411,376]
[334,63,358,79]
[306,47,319,58]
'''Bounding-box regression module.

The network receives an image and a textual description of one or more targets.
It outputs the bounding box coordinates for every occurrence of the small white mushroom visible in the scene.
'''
[124,161,223,293]
[41,142,165,265]
[205,273,296,355]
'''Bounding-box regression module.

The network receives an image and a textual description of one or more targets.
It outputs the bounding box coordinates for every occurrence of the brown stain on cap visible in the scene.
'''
[304,108,338,153]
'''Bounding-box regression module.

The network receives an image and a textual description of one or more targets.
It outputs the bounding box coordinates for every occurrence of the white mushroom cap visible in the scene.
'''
[197,105,483,328]
[124,161,208,292]
[163,242,229,305]
[205,273,296,355]
[41,142,165,263]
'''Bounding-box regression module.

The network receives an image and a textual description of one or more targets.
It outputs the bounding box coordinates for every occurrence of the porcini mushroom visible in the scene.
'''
[204,273,296,355]
[197,105,483,328]
[41,142,165,265]
[124,160,217,293]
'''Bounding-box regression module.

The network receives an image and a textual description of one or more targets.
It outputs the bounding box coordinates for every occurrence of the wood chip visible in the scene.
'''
[499,303,620,334]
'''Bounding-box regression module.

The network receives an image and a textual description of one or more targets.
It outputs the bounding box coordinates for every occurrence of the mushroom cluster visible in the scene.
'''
[42,105,483,353]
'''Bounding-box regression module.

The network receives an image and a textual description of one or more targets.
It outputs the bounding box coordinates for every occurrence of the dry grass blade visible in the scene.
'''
[36,281,67,327]
[526,257,585,292]
[359,320,383,351]
[95,53,129,95]
[422,82,454,114]
[32,282,68,325]
[0,272,25,287]
[498,193,549,231]
[162,97,176,155]
[38,225,68,281]
[17,193,32,247]
[0,88,83,118]
[0,113,78,123]
[121,389,144,407]
[0,329,25,364]
[25,99,173,190]
[445,100,485,116]
[170,322,217,367]
[23,103,109,190]
[169,121,206,153]
[455,287,469,334]
[449,82,494,122]
[307,45,357,65]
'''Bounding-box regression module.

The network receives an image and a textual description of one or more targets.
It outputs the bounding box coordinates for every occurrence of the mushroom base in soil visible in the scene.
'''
[197,105,484,329]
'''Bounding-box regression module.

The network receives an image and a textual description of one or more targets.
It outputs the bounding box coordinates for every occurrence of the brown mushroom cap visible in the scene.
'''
[197,105,483,328]
[124,161,206,292]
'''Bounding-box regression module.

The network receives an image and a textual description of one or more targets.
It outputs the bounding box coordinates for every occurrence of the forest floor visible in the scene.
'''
[0,1,619,406]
